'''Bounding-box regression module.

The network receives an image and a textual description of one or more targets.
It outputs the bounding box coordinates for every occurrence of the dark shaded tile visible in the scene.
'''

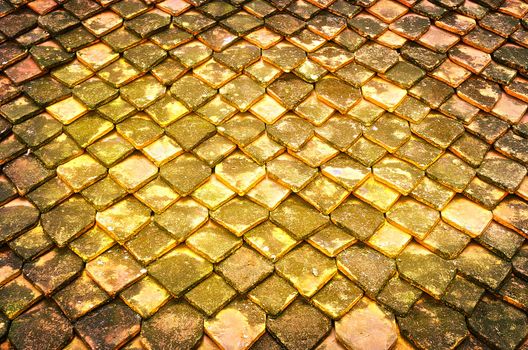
[348,12,388,38]
[456,243,511,290]
[409,76,454,108]
[0,8,38,38]
[8,301,72,349]
[400,41,446,71]
[468,296,528,350]
[267,299,331,350]
[75,302,141,350]
[3,154,54,195]
[148,246,212,296]
[398,297,468,350]
[266,13,305,36]
[377,276,422,316]
[37,10,79,35]
[442,275,484,314]
[24,76,70,106]
[141,301,204,350]
[52,272,109,320]
[41,195,95,246]
[267,73,313,109]
[216,245,273,292]
[397,242,456,298]
[124,9,171,38]
[337,243,396,297]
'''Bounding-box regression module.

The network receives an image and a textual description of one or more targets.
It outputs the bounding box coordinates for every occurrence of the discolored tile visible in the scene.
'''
[187,222,242,263]
[41,196,96,246]
[86,246,145,295]
[24,247,83,295]
[267,300,331,350]
[8,301,73,350]
[160,153,211,196]
[53,272,109,320]
[4,154,54,195]
[211,197,268,236]
[8,225,53,261]
[337,244,396,297]
[276,243,336,297]
[120,276,171,318]
[141,301,203,350]
[312,274,363,319]
[184,273,236,316]
[96,197,151,242]
[398,297,468,350]
[219,75,265,112]
[148,246,212,296]
[125,223,176,264]
[248,274,297,316]
[332,198,385,241]
[455,243,511,290]
[377,276,422,316]
[315,77,361,114]
[442,275,484,315]
[299,174,348,214]
[75,301,141,350]
[267,74,313,109]
[69,226,114,262]
[426,153,475,192]
[216,245,273,293]
[477,158,527,193]
[468,296,528,350]
[154,198,208,242]
[0,275,42,319]
[387,198,439,239]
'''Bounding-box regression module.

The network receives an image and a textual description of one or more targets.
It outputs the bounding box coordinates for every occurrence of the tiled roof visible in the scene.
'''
[0,0,528,348]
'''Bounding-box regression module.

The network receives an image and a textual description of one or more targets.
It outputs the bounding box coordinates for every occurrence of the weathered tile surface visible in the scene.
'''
[1,0,527,347]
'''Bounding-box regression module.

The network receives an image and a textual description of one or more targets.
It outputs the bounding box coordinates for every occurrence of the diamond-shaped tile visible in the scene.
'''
[215,151,265,195]
[276,243,336,297]
[267,299,331,350]
[86,246,145,296]
[120,276,171,318]
[267,73,314,109]
[245,221,297,262]
[205,299,266,349]
[96,197,151,242]
[219,75,265,112]
[211,197,268,236]
[248,274,298,316]
[125,223,175,264]
[41,195,95,246]
[160,153,211,196]
[148,246,212,296]
[186,222,242,263]
[170,75,216,110]
[120,75,166,109]
[57,154,106,192]
[185,273,236,316]
[154,198,208,242]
